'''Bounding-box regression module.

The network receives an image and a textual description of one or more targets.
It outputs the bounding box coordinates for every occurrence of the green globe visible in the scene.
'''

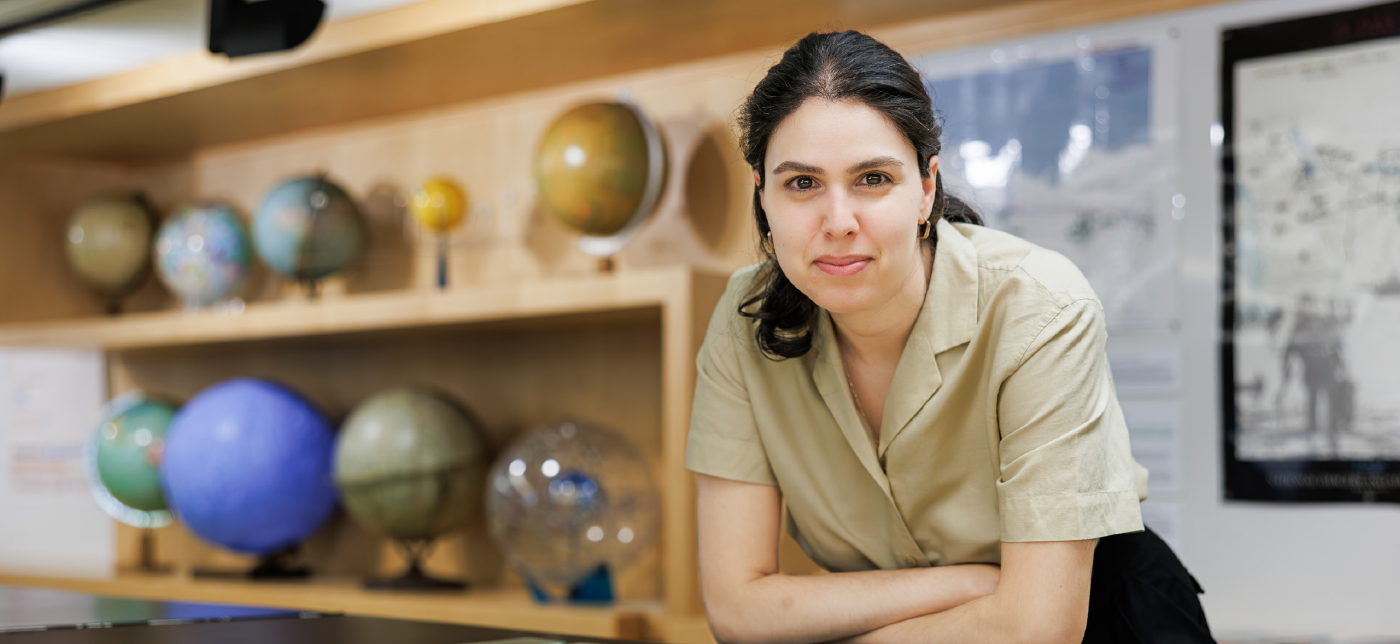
[334,387,488,541]
[93,394,176,514]
[534,102,667,238]
[65,195,155,301]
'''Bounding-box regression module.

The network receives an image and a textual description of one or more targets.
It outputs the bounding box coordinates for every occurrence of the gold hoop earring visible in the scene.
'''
[917,219,933,240]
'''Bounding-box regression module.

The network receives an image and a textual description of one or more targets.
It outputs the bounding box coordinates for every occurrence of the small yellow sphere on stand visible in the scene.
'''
[409,178,469,288]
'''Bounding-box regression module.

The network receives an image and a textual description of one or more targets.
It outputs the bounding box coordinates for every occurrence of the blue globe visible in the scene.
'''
[252,176,365,283]
[161,379,338,555]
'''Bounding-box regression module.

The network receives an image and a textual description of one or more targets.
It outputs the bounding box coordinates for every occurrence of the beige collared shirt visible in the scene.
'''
[686,218,1147,571]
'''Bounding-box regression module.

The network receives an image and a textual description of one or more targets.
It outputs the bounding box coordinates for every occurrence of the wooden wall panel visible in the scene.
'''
[158,53,766,303]
[0,160,168,323]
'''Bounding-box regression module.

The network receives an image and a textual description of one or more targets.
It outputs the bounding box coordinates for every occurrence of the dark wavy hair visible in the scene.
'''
[737,30,983,360]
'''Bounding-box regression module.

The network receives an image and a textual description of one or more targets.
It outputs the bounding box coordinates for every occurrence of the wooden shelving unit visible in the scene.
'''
[0,0,1230,641]
[0,267,728,642]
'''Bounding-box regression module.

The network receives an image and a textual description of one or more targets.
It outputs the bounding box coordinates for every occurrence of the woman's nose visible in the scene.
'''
[821,189,859,238]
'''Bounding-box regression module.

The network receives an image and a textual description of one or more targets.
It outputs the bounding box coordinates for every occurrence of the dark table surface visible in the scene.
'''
[0,613,648,643]
[0,585,655,643]
[0,585,302,632]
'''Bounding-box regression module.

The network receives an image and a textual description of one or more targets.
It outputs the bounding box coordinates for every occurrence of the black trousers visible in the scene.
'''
[1082,527,1214,643]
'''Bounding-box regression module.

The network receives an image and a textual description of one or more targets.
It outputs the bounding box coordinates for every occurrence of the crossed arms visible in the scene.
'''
[698,474,1096,644]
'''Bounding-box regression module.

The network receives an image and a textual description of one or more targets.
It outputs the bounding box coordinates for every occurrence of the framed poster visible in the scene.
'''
[1222,2,1400,502]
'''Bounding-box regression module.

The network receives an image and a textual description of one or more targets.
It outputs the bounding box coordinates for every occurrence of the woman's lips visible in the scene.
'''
[814,256,872,277]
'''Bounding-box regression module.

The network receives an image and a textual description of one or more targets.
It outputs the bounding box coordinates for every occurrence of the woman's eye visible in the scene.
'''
[862,173,887,186]
[791,177,815,190]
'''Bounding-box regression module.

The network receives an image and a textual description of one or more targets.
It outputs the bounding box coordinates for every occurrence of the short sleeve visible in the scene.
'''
[996,299,1144,542]
[685,270,777,486]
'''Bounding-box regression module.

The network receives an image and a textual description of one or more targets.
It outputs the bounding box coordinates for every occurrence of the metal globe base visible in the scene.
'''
[193,547,312,580]
[519,563,615,604]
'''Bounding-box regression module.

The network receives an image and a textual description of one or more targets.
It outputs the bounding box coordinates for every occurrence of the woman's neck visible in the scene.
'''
[831,243,934,368]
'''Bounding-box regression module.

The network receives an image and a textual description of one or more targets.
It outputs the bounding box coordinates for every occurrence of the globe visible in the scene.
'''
[334,386,489,541]
[252,176,365,283]
[485,419,658,591]
[534,102,668,250]
[409,178,468,235]
[65,195,155,304]
[85,391,177,529]
[154,201,254,307]
[160,378,338,555]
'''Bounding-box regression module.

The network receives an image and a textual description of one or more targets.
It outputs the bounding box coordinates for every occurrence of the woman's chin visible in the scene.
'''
[804,287,877,316]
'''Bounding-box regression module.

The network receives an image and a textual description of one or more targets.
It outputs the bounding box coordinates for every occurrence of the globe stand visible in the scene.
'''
[303,279,320,300]
[436,236,452,289]
[597,257,615,273]
[364,539,466,591]
[520,563,614,604]
[192,546,311,580]
[133,529,171,574]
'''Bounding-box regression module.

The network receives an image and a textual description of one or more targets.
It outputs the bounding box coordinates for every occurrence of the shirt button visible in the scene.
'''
[902,554,920,567]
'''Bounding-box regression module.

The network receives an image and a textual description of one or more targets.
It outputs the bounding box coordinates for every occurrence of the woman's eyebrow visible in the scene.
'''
[845,156,903,174]
[771,156,904,176]
[771,160,822,175]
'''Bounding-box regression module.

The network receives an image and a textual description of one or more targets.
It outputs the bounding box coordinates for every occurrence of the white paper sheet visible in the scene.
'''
[0,348,113,576]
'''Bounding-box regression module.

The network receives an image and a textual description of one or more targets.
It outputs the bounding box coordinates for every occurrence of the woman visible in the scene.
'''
[686,31,1212,644]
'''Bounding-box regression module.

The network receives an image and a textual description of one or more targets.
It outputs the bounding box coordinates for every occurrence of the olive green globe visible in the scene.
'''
[334,387,489,541]
[534,102,667,238]
[65,195,154,301]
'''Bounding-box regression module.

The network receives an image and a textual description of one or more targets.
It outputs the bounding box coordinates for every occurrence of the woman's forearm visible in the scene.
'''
[836,593,1020,644]
[707,564,996,644]
[839,541,1097,644]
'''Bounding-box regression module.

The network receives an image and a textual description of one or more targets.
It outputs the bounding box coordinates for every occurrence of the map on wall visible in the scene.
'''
[1223,1,1400,503]
[912,35,1180,332]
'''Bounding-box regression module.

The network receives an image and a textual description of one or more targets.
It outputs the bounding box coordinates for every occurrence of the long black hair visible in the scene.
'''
[737,30,982,360]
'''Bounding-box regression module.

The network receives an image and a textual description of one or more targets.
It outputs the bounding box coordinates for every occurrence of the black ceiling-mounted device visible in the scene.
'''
[207,0,326,58]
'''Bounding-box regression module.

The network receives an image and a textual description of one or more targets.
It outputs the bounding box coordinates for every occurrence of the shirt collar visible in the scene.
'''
[813,217,981,461]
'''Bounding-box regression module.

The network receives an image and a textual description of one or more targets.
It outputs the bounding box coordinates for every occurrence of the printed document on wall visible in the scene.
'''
[0,348,112,575]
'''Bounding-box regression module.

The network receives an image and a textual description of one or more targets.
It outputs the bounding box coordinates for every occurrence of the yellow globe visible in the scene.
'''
[410,178,467,234]
[534,102,667,238]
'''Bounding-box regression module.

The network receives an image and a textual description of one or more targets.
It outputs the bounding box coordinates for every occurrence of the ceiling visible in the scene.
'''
[0,0,421,97]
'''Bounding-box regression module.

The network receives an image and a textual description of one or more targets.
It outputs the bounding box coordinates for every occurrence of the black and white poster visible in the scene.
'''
[1222,2,1400,502]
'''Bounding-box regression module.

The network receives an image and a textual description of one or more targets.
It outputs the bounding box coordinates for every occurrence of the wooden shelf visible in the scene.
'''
[0,572,651,640]
[0,267,701,351]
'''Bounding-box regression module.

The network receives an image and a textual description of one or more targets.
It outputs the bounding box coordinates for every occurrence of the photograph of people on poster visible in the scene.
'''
[1223,1,1400,502]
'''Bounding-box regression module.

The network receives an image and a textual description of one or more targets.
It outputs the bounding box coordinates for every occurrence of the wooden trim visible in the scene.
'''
[876,0,1226,53]
[660,273,729,615]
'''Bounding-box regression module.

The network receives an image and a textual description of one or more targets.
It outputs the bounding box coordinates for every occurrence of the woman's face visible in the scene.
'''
[758,98,938,316]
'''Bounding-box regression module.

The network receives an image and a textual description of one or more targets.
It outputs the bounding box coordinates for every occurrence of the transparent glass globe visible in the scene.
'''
[485,419,658,589]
